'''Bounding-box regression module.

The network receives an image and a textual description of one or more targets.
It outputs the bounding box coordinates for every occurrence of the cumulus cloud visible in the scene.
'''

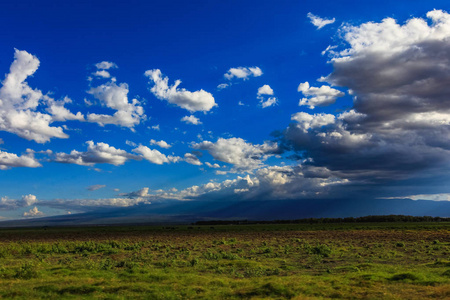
[43,188,152,211]
[257,84,274,96]
[224,66,263,81]
[87,184,106,191]
[257,84,278,108]
[260,97,278,108]
[0,194,37,210]
[150,139,171,149]
[281,10,450,184]
[87,80,145,128]
[54,141,139,166]
[23,206,44,218]
[46,96,85,122]
[93,70,111,78]
[0,149,41,170]
[95,61,118,70]
[21,194,38,206]
[119,187,150,198]
[0,49,83,143]
[205,162,220,168]
[49,197,150,210]
[133,145,181,165]
[145,69,217,112]
[298,82,344,109]
[291,112,336,132]
[130,163,350,202]
[136,174,258,201]
[181,115,202,125]
[193,137,278,172]
[307,12,335,29]
[184,153,202,165]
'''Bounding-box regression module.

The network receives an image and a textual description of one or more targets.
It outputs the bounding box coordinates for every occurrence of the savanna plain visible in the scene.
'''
[0,222,449,299]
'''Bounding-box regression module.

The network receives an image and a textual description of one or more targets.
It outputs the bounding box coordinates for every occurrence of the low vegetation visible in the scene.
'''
[0,222,449,299]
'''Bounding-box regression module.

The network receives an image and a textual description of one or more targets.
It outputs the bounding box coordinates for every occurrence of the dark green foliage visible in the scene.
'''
[390,273,420,281]
[14,262,39,279]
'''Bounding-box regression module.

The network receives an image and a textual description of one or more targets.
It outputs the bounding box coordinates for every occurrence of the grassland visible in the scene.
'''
[0,222,449,299]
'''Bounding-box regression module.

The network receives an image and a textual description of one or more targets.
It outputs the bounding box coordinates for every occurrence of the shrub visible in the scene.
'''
[14,262,39,279]
[390,273,420,281]
[311,244,332,257]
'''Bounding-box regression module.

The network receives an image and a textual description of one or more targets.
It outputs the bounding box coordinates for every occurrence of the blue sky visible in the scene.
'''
[1,0,450,219]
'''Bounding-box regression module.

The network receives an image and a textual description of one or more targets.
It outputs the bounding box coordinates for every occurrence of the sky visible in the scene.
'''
[1,0,450,220]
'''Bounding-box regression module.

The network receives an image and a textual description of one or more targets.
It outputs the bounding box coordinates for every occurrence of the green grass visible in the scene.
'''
[0,223,449,299]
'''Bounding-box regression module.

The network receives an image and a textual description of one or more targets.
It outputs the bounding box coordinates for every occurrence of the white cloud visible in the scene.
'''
[193,137,278,172]
[93,70,111,78]
[151,124,160,131]
[0,49,80,143]
[291,112,336,132]
[46,96,85,122]
[133,163,351,202]
[184,153,202,165]
[385,193,450,201]
[145,69,217,112]
[0,149,41,170]
[21,194,38,206]
[125,140,137,147]
[140,174,259,201]
[119,187,150,198]
[54,141,139,166]
[307,12,335,29]
[205,162,220,168]
[95,61,118,70]
[260,97,278,108]
[23,206,44,218]
[224,66,263,80]
[87,81,145,128]
[257,84,274,96]
[133,145,181,165]
[257,84,278,108]
[0,194,38,210]
[256,165,293,186]
[181,115,202,125]
[48,196,150,209]
[150,139,171,149]
[217,83,229,90]
[87,184,106,191]
[298,82,344,109]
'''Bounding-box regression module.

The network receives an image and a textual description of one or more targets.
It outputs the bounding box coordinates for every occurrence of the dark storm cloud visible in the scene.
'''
[282,10,450,185]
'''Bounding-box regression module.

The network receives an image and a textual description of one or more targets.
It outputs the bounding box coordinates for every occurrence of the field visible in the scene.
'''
[0,222,449,299]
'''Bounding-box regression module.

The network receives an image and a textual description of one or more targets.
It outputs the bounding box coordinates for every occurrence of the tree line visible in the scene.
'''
[194,215,450,226]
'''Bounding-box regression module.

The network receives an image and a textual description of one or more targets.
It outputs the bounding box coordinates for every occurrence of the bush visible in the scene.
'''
[14,262,39,279]
[311,244,332,257]
[390,273,420,281]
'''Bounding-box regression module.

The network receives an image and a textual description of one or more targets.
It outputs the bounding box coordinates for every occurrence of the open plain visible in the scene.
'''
[0,222,449,299]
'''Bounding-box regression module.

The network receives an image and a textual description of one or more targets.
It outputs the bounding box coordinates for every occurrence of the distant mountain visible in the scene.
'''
[0,198,449,227]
